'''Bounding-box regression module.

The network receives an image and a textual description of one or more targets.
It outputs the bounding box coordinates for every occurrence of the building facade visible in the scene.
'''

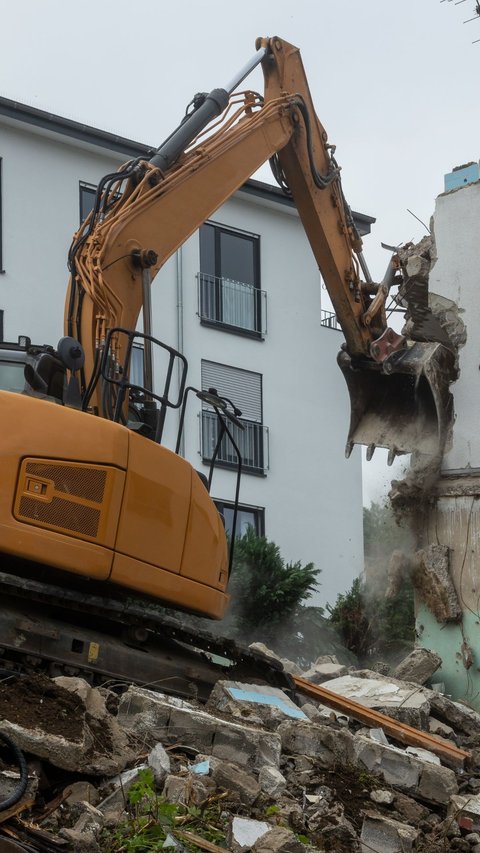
[0,96,368,607]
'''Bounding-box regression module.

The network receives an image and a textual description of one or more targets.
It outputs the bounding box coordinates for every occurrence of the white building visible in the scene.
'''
[0,96,369,607]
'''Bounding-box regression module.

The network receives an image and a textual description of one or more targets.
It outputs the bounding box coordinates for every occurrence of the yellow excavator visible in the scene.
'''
[0,38,455,694]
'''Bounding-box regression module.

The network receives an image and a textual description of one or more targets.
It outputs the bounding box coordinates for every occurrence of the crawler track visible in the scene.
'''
[0,570,295,703]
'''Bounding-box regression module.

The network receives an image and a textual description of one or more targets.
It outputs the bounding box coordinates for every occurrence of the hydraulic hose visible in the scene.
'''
[0,731,28,812]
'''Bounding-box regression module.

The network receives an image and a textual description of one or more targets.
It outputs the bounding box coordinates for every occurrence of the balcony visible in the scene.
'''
[320,310,341,331]
[200,410,269,476]
[197,273,267,338]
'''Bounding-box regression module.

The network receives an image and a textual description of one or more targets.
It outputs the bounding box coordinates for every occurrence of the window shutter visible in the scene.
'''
[201,361,262,422]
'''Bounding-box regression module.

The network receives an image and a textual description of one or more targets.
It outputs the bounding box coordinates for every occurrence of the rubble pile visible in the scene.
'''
[1,648,480,852]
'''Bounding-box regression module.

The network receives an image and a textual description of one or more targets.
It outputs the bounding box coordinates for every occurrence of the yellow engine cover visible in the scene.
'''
[1,390,229,619]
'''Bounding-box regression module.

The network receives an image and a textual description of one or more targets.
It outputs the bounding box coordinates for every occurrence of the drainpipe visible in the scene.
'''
[176,247,185,456]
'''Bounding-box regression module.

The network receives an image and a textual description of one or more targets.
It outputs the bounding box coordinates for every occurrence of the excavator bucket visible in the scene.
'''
[338,341,456,462]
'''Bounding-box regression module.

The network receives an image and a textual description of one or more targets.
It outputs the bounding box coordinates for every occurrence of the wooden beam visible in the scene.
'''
[293,676,469,767]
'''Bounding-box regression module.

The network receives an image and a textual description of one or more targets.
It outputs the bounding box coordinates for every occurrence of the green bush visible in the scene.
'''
[228,526,320,642]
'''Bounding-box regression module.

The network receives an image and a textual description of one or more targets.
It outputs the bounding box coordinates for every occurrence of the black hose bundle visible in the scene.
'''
[0,731,28,812]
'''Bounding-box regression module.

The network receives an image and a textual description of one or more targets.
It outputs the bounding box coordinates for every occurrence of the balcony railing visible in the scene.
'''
[320,309,341,331]
[200,410,269,475]
[197,273,267,337]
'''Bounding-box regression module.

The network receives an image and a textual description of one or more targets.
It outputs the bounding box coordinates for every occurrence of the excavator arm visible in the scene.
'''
[67,36,455,461]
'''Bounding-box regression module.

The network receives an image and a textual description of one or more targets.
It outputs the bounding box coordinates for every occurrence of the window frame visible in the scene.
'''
[198,220,264,339]
[200,359,267,476]
[214,499,265,539]
[0,159,4,273]
[79,181,97,223]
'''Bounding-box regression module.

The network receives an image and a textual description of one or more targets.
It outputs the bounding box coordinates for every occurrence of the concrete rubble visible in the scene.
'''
[1,649,480,851]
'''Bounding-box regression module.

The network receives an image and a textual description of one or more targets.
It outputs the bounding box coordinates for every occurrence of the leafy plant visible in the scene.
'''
[103,773,229,853]
[227,526,320,641]
[327,573,415,660]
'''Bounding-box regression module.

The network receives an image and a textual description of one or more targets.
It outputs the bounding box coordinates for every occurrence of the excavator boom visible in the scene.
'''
[67,37,455,464]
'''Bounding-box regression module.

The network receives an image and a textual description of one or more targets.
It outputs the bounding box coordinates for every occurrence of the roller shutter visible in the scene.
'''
[201,361,262,423]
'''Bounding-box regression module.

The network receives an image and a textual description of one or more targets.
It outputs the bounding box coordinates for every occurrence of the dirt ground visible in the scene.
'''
[0,674,84,740]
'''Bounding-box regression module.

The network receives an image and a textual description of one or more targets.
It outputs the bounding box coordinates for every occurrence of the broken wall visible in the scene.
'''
[416,178,480,706]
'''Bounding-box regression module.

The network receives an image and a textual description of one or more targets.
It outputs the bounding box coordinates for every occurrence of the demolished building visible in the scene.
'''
[391,162,480,709]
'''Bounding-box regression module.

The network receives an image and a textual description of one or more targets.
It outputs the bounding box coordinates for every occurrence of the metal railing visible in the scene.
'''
[197,273,267,336]
[320,309,341,330]
[200,410,269,474]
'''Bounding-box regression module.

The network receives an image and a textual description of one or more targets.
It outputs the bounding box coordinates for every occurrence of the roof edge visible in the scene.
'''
[0,96,375,233]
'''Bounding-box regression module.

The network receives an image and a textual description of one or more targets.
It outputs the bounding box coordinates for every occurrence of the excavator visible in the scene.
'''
[0,37,456,698]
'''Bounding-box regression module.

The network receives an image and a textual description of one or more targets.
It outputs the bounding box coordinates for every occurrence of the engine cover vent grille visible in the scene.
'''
[18,495,100,538]
[14,458,115,543]
[25,461,106,503]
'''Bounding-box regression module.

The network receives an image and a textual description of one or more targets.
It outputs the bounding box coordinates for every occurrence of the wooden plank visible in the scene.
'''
[0,799,34,826]
[293,675,469,767]
[175,829,227,852]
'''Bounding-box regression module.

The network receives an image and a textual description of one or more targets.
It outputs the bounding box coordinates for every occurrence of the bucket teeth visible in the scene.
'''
[338,342,456,458]
[387,448,397,467]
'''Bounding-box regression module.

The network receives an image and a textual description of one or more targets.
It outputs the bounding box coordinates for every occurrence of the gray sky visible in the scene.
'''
[1,0,479,504]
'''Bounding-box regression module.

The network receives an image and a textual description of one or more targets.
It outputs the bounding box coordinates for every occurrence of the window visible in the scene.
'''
[198,222,266,337]
[130,345,144,387]
[0,159,4,273]
[200,360,268,475]
[79,182,96,223]
[215,500,265,539]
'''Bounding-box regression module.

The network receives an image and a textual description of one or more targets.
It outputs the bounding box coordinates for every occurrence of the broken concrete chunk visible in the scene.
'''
[427,689,480,735]
[251,826,307,852]
[117,686,178,740]
[302,662,347,684]
[393,791,430,824]
[405,746,440,765]
[211,722,281,771]
[356,734,458,804]
[417,762,458,805]
[148,742,171,785]
[119,686,281,770]
[211,760,260,806]
[412,545,462,623]
[393,648,442,685]
[207,680,307,729]
[59,827,102,852]
[428,716,455,738]
[279,720,354,768]
[370,789,395,805]
[361,811,419,853]
[354,736,421,792]
[300,702,336,724]
[449,794,480,832]
[321,815,359,849]
[229,816,270,852]
[162,773,211,806]
[97,765,148,815]
[247,643,302,675]
[72,801,105,835]
[320,674,430,728]
[369,728,389,746]
[258,765,286,798]
[63,780,100,806]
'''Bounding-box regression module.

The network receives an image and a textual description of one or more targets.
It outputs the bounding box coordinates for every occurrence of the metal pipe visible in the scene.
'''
[356,251,373,284]
[176,247,185,456]
[224,46,267,95]
[150,47,267,173]
[150,88,229,172]
[142,268,154,393]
